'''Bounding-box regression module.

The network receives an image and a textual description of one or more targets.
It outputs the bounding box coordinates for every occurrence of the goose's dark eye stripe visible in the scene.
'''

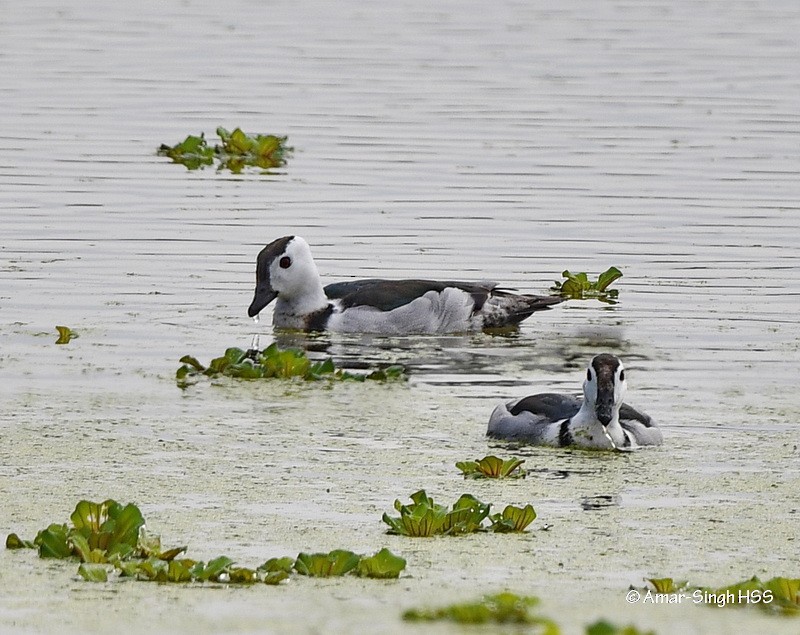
[279,256,291,269]
[620,370,626,381]
[587,369,592,381]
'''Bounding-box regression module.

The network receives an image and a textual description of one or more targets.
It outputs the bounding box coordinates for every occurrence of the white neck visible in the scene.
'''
[570,402,626,449]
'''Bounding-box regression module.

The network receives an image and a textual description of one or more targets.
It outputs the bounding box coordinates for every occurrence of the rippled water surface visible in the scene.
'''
[2,1,799,634]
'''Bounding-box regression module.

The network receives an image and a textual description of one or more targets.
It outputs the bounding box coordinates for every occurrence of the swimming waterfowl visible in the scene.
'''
[247,235,563,334]
[488,354,662,450]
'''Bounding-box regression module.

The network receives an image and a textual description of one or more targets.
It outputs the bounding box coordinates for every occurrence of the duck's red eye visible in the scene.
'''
[279,256,291,269]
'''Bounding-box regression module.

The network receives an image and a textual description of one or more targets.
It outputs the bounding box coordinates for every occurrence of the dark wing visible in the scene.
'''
[618,403,655,427]
[323,279,497,312]
[509,393,582,421]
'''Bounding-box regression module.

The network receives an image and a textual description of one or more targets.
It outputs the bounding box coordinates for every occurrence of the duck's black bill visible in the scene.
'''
[595,401,614,426]
[248,286,278,317]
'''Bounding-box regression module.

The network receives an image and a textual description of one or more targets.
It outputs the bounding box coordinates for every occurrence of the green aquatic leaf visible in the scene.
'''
[489,504,537,533]
[645,575,800,615]
[384,490,493,537]
[596,266,623,291]
[456,455,526,479]
[5,533,35,549]
[157,133,215,170]
[178,355,205,372]
[551,267,622,304]
[193,555,235,582]
[137,528,186,561]
[178,343,405,385]
[69,499,144,559]
[77,563,109,582]
[355,548,406,579]
[364,365,405,381]
[35,524,72,559]
[763,576,800,604]
[294,550,360,577]
[442,494,491,535]
[587,620,655,635]
[159,128,291,173]
[69,533,106,563]
[384,490,448,537]
[258,556,295,573]
[646,577,686,594]
[403,592,555,627]
[55,325,77,344]
[263,570,290,585]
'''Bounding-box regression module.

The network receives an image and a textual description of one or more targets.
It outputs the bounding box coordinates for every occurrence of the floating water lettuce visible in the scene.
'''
[55,325,77,344]
[6,500,405,585]
[587,620,656,635]
[216,126,290,172]
[403,592,558,630]
[294,550,361,577]
[382,490,488,537]
[646,577,688,594]
[157,127,291,173]
[641,576,800,615]
[156,133,214,169]
[383,490,536,537]
[354,547,407,579]
[551,267,622,303]
[176,343,405,387]
[456,455,527,479]
[488,504,537,533]
[78,562,110,582]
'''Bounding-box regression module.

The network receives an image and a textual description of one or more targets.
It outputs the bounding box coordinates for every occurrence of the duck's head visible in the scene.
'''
[247,235,322,317]
[582,353,627,427]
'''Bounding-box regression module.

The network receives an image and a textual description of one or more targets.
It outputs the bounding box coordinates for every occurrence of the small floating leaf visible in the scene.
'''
[596,266,623,291]
[263,570,290,585]
[77,563,109,582]
[456,455,526,479]
[55,325,77,344]
[403,592,556,627]
[194,555,235,582]
[258,556,295,574]
[587,620,656,635]
[294,550,360,577]
[35,524,72,559]
[5,533,35,549]
[157,133,215,170]
[646,577,686,594]
[489,504,537,533]
[551,267,622,304]
[355,548,406,579]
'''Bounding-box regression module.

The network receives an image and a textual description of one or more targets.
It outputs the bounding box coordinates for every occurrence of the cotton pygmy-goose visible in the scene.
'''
[247,235,562,334]
[488,354,662,450]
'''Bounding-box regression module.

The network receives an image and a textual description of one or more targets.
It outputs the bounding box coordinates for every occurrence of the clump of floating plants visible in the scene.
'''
[6,499,406,583]
[176,343,405,388]
[456,455,527,479]
[551,266,622,304]
[157,126,292,172]
[55,325,77,344]
[403,592,558,630]
[587,621,656,635]
[382,490,536,537]
[637,576,800,615]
